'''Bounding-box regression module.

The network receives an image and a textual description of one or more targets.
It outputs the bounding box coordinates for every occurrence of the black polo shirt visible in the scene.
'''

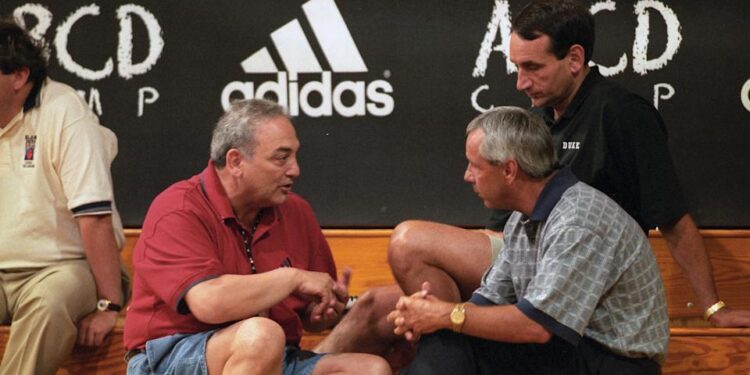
[488,67,687,233]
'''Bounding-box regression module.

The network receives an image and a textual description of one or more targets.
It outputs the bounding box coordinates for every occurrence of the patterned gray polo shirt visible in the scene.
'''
[472,168,669,364]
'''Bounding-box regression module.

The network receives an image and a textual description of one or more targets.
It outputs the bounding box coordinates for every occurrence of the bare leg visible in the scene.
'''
[316,286,402,354]
[206,317,285,375]
[312,352,391,375]
[317,221,493,370]
[316,286,412,366]
[388,220,494,301]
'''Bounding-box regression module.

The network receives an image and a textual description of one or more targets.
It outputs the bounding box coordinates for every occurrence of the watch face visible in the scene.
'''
[451,306,465,325]
[97,300,109,311]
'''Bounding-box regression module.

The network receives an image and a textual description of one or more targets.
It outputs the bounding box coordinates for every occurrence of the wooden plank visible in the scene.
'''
[665,329,750,375]
[651,230,750,318]
[0,325,126,375]
[323,230,395,295]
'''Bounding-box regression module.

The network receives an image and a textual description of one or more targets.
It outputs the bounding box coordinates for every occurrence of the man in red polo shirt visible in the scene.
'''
[124,99,389,375]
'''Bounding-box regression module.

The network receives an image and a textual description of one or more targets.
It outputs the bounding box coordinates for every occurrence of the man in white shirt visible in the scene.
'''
[0,19,126,375]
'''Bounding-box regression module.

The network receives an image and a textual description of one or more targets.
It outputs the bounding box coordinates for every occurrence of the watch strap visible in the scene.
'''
[97,299,122,312]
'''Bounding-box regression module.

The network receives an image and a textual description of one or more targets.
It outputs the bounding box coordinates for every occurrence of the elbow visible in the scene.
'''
[185,289,227,325]
[191,305,224,325]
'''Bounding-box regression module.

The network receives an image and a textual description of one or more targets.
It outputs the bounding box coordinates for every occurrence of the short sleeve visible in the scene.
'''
[135,211,225,312]
[54,93,117,214]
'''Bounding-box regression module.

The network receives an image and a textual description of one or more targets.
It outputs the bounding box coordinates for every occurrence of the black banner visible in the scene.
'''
[3,1,749,228]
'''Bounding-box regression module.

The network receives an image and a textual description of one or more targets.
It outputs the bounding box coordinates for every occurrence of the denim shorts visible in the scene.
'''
[127,330,325,375]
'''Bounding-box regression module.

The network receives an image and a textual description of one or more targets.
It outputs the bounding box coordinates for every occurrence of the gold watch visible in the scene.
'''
[450,303,466,333]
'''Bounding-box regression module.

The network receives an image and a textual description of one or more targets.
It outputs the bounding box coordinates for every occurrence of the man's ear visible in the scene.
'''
[567,44,586,75]
[503,159,519,182]
[225,149,244,176]
[12,68,30,91]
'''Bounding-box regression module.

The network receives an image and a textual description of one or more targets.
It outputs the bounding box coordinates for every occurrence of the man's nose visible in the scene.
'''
[463,166,473,183]
[287,157,300,178]
[516,71,531,91]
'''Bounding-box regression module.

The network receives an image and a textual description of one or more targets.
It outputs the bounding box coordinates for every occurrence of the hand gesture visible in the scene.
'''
[295,270,337,321]
[309,267,352,327]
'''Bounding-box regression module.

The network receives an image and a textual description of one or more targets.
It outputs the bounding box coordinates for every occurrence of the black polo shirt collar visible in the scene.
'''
[539,66,604,125]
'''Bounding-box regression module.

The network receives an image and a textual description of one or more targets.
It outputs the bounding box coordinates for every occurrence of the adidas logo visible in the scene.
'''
[221,0,394,118]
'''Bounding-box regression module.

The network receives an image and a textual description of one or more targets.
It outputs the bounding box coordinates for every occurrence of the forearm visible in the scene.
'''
[661,214,719,309]
[186,267,301,324]
[78,215,123,305]
[395,297,550,343]
[461,304,551,343]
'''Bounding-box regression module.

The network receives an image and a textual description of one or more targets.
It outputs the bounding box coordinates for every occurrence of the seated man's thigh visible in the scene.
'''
[404,331,577,375]
[14,259,96,321]
[389,220,494,298]
[474,335,658,375]
[129,331,214,375]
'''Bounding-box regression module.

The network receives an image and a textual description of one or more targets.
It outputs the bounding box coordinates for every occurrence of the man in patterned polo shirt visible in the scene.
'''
[388,107,668,375]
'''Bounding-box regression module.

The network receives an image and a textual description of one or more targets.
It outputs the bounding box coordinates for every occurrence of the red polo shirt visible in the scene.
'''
[124,162,336,350]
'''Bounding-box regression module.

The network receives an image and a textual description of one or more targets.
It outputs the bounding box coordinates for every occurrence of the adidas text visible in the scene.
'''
[221,72,394,118]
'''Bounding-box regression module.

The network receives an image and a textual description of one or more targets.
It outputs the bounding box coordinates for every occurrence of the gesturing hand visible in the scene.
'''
[309,267,353,327]
[295,270,337,321]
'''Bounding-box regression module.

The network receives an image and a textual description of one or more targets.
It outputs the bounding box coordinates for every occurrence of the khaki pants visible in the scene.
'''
[0,260,98,375]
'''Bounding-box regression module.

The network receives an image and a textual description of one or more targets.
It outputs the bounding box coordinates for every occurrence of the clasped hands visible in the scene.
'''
[387,281,454,342]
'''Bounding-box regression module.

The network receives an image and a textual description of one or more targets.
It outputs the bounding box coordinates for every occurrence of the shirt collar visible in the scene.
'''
[528,167,579,221]
[539,66,603,125]
[199,161,279,230]
[0,110,24,137]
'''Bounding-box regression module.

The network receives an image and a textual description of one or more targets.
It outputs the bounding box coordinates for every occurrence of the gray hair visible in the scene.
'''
[210,99,289,167]
[466,106,558,178]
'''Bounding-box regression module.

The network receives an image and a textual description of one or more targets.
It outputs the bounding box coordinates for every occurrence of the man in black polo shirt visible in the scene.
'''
[317,0,750,363]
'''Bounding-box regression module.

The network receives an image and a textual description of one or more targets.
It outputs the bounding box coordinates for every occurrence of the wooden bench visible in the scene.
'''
[1,229,749,374]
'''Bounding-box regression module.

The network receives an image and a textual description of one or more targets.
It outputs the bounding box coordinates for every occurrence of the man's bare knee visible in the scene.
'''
[388,220,430,273]
[233,317,285,352]
[387,220,492,299]
[352,286,401,324]
[210,317,285,374]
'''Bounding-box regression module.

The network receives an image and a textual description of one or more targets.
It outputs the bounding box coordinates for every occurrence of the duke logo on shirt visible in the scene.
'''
[562,141,580,150]
[23,135,37,168]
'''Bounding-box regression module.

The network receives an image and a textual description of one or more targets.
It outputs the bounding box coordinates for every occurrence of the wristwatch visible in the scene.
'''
[96,299,122,312]
[450,303,466,333]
